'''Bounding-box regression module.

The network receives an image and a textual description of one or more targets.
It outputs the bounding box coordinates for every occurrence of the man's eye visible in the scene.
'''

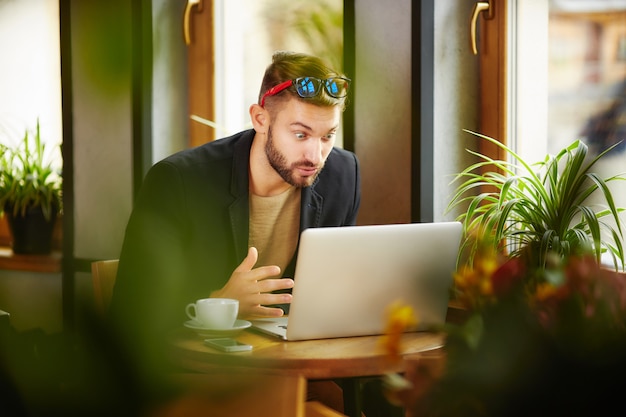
[295,132,306,139]
[324,133,336,141]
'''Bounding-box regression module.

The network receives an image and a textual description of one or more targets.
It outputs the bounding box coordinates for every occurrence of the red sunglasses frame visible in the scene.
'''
[260,80,293,107]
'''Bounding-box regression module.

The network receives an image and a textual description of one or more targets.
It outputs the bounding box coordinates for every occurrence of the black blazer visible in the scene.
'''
[109,129,360,347]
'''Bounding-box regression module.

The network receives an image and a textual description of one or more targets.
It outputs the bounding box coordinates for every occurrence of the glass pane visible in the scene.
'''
[214,0,344,139]
[549,1,626,155]
[0,0,62,166]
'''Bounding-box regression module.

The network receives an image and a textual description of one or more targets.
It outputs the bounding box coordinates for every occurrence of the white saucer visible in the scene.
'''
[184,319,251,337]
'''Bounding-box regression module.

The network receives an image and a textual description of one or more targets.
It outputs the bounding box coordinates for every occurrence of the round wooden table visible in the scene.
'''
[170,327,444,378]
[169,327,445,416]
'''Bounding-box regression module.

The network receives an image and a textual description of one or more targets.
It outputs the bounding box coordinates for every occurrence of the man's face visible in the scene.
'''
[265,99,341,188]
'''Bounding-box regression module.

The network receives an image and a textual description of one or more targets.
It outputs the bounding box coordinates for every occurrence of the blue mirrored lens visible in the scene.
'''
[297,77,319,97]
[326,80,340,96]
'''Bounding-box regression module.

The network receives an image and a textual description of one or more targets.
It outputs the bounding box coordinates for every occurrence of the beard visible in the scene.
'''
[265,127,324,188]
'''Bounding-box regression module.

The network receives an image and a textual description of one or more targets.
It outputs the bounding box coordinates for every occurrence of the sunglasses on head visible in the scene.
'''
[260,76,350,107]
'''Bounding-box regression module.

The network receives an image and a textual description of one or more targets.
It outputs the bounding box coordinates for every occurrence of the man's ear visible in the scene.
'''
[249,104,269,133]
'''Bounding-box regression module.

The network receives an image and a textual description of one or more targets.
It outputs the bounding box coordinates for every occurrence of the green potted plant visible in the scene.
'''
[0,120,62,254]
[447,130,625,271]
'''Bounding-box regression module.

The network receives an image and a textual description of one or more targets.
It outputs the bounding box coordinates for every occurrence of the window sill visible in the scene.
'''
[0,247,62,273]
[0,215,63,273]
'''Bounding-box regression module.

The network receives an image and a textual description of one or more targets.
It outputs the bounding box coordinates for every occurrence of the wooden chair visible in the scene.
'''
[305,401,347,417]
[154,372,347,417]
[153,372,307,417]
[91,259,119,316]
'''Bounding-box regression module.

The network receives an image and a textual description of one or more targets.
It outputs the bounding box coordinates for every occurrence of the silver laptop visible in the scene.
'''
[250,221,462,341]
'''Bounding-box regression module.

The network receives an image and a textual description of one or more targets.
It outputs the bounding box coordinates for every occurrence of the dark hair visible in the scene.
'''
[258,51,349,111]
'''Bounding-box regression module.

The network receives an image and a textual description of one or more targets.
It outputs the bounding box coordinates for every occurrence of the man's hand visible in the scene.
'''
[211,247,293,318]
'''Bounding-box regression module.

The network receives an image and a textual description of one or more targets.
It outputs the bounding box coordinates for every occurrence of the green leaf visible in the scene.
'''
[0,118,62,221]
[449,131,625,272]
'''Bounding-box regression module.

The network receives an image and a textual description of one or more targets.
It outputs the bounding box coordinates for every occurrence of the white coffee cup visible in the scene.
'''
[185,298,239,329]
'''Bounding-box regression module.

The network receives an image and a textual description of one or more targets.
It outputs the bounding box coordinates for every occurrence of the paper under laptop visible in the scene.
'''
[251,221,462,341]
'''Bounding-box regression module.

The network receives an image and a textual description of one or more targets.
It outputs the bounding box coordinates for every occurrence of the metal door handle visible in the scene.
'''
[184,0,202,45]
[470,1,493,55]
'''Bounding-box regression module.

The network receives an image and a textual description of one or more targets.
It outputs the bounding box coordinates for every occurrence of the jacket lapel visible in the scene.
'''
[300,185,323,230]
[281,183,323,278]
[229,131,253,262]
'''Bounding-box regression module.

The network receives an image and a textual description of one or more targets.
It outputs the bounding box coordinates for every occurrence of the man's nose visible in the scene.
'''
[304,138,324,164]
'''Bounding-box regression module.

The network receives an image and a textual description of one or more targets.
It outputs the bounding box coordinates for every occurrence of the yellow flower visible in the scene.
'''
[475,253,500,277]
[534,282,560,302]
[380,301,418,358]
[480,278,493,296]
[453,247,500,308]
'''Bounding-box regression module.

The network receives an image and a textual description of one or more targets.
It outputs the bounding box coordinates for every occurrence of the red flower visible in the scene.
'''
[490,257,527,296]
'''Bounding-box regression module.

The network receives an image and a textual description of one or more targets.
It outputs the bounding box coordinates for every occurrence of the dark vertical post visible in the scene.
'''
[412,0,435,222]
[131,0,153,198]
[343,0,356,153]
[59,0,75,331]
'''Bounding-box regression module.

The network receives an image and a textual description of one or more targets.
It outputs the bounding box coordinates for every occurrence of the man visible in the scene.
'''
[109,52,360,390]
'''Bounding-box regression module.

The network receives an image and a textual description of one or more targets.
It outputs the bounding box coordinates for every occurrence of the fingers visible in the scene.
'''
[217,246,295,318]
[255,288,293,306]
[238,279,293,318]
[246,265,282,283]
[257,277,294,293]
[235,247,281,278]
[250,305,288,318]
[234,246,259,272]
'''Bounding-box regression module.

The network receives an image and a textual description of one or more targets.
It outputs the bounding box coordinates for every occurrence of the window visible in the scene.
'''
[188,0,344,146]
[478,0,626,264]
[0,0,62,258]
